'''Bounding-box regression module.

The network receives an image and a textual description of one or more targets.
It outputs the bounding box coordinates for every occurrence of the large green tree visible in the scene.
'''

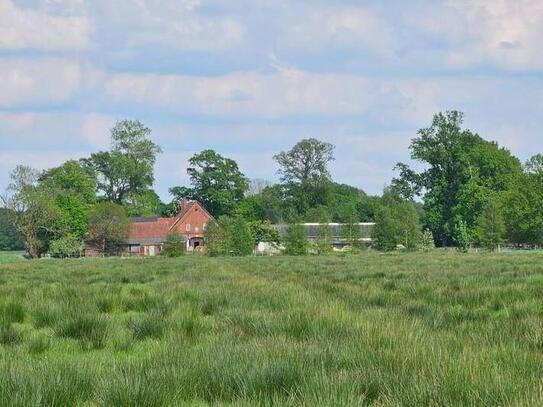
[372,189,422,252]
[39,160,97,242]
[82,120,162,204]
[0,208,24,251]
[1,166,66,258]
[274,138,335,214]
[392,111,521,246]
[503,154,543,245]
[86,202,130,255]
[170,150,248,217]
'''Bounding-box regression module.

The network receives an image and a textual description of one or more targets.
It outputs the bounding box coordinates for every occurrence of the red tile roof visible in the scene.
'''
[126,200,214,245]
[128,217,172,241]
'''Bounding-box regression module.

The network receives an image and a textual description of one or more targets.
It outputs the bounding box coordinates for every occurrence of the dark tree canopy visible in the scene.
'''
[503,154,543,245]
[274,138,335,214]
[171,149,248,217]
[392,111,521,246]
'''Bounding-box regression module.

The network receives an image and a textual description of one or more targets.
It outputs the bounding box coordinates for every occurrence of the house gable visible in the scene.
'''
[168,201,214,237]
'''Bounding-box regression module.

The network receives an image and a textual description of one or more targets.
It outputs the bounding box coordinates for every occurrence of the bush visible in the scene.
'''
[49,234,82,258]
[420,229,435,252]
[453,220,471,253]
[284,224,308,255]
[373,199,421,252]
[162,231,186,257]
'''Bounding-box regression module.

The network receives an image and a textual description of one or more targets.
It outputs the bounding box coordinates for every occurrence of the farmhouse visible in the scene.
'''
[124,199,214,256]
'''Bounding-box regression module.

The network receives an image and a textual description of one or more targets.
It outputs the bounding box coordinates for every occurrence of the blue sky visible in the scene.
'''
[1,0,543,200]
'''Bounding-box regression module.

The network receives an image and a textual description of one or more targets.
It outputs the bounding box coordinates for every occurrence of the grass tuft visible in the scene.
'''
[57,315,109,350]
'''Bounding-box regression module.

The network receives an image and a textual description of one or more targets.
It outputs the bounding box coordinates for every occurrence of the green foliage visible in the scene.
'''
[162,231,186,257]
[0,208,24,250]
[503,155,543,246]
[86,202,130,255]
[284,223,308,255]
[248,220,281,245]
[49,234,83,258]
[453,220,471,253]
[373,192,422,252]
[58,315,109,350]
[1,301,25,325]
[222,216,254,256]
[82,120,162,203]
[171,150,249,218]
[476,200,506,251]
[128,316,165,341]
[54,193,88,240]
[39,160,96,205]
[393,111,521,246]
[125,189,163,217]
[274,138,335,215]
[1,166,67,258]
[419,229,435,252]
[204,221,226,257]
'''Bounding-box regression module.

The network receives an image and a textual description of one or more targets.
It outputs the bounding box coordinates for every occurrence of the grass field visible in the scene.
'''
[1,252,543,406]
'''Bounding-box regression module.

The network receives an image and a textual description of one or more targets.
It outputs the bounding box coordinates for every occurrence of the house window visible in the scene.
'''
[186,224,191,232]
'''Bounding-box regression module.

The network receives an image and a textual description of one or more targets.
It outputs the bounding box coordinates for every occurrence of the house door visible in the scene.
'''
[149,245,156,256]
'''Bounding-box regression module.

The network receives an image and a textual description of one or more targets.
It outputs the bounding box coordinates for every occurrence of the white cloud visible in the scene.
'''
[80,113,115,148]
[0,0,91,51]
[440,0,543,70]
[288,6,393,54]
[0,59,82,107]
[105,68,404,119]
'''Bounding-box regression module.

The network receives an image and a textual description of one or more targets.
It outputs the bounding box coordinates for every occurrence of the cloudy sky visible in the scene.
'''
[1,0,542,199]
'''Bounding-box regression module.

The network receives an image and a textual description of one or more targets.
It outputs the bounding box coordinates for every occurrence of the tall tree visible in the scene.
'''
[392,111,521,246]
[39,160,96,205]
[171,150,248,217]
[82,120,162,203]
[503,154,543,245]
[274,138,335,214]
[86,202,130,255]
[373,189,422,252]
[1,166,65,258]
[476,199,506,251]
[0,208,24,251]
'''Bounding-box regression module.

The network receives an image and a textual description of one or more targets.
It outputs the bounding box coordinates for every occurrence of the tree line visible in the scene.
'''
[1,110,542,257]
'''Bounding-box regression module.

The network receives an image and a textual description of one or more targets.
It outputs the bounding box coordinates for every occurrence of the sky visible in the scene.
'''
[1,0,543,200]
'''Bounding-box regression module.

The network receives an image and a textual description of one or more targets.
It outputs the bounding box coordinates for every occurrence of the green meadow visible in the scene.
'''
[1,252,543,406]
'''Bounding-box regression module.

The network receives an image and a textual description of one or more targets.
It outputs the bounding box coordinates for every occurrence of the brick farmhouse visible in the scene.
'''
[125,200,214,256]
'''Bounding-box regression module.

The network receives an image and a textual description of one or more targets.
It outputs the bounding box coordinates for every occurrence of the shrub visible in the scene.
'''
[420,229,435,252]
[453,220,471,253]
[49,234,82,258]
[162,231,186,257]
[284,224,308,255]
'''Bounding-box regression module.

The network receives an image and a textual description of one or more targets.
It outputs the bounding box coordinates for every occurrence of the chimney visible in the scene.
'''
[179,198,190,213]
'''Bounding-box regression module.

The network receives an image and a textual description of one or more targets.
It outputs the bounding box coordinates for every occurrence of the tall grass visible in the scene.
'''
[0,252,542,405]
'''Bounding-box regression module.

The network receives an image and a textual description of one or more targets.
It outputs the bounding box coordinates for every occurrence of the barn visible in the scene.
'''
[123,199,214,256]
